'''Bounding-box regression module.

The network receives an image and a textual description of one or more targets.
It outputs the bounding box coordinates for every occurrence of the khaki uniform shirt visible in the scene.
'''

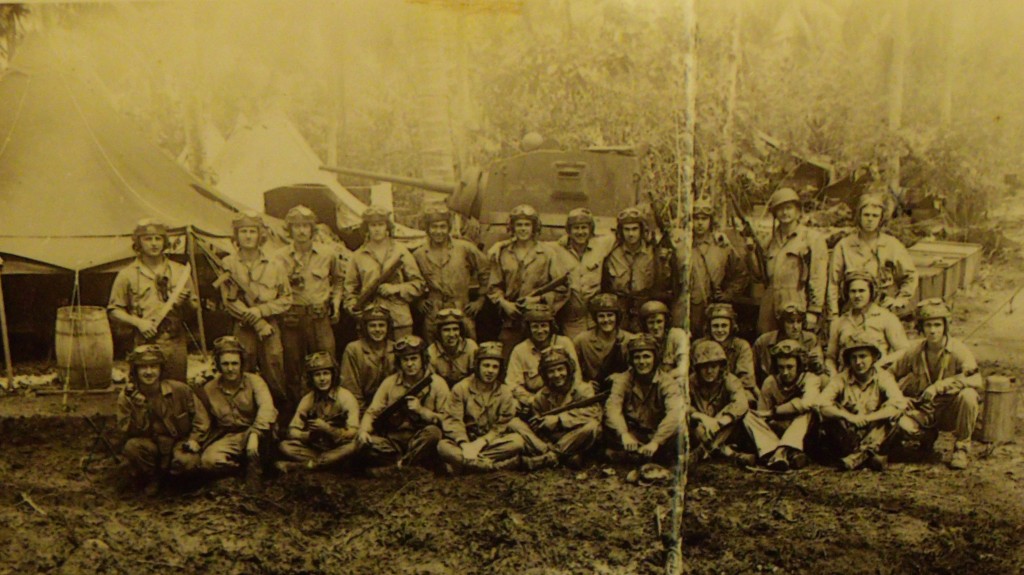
[764,225,828,316]
[601,242,660,305]
[274,243,345,307]
[343,240,424,329]
[360,372,450,434]
[506,336,583,405]
[689,372,748,421]
[531,380,602,429]
[108,257,198,325]
[427,339,478,386]
[220,249,293,319]
[413,238,488,314]
[194,373,278,443]
[552,235,616,328]
[572,329,635,384]
[827,232,917,317]
[660,328,690,374]
[117,380,208,442]
[690,232,750,306]
[818,368,907,417]
[442,376,518,444]
[486,239,569,314]
[890,337,981,398]
[287,386,361,448]
[606,369,684,446]
[759,372,822,414]
[339,339,395,409]
[826,304,910,371]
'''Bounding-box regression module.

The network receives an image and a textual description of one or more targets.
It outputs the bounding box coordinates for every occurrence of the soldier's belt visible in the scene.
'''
[287,303,331,318]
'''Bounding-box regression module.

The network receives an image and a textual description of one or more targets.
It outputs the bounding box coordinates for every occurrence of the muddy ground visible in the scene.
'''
[3,216,1024,574]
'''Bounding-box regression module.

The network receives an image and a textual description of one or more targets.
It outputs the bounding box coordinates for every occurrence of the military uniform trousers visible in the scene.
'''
[606,425,683,465]
[280,307,336,407]
[199,429,272,471]
[361,425,443,466]
[509,417,601,458]
[233,319,287,411]
[122,435,200,477]
[819,418,898,459]
[436,433,526,470]
[279,437,358,468]
[743,412,813,458]
[898,388,979,448]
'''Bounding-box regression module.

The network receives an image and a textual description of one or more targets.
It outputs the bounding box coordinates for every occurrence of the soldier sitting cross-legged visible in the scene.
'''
[276,352,361,474]
[688,340,750,465]
[437,342,525,474]
[512,347,603,470]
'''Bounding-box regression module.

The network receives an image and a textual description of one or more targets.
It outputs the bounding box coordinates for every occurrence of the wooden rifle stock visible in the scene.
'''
[355,255,404,311]
[532,390,610,424]
[372,372,434,432]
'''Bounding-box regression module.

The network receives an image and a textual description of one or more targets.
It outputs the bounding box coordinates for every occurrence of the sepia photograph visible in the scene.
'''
[0,1,1022,573]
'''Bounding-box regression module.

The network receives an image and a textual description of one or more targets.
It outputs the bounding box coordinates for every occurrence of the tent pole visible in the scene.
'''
[0,258,13,392]
[186,227,208,359]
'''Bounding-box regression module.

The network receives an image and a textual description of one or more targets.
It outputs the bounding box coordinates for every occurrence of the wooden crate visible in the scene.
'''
[910,240,983,289]
[910,266,946,309]
[910,251,959,300]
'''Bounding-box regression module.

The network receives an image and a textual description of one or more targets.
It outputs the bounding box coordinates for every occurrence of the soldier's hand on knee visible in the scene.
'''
[182,439,200,453]
[246,434,260,459]
[622,433,641,452]
[920,384,941,403]
[638,442,659,458]
[539,415,560,431]
[357,430,372,446]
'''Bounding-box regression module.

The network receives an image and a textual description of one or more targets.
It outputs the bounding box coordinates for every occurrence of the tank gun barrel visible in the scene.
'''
[320,165,455,195]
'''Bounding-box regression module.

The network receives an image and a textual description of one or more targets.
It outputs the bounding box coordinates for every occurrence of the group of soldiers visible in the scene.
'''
[108,186,981,495]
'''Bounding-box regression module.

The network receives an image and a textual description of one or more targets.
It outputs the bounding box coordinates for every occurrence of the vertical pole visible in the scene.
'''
[186,227,208,358]
[887,0,909,205]
[668,0,697,573]
[0,258,13,392]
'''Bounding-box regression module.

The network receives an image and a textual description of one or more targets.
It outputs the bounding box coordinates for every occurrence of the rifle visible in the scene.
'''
[725,189,768,284]
[517,271,571,306]
[372,372,435,432]
[195,238,275,335]
[150,263,192,327]
[354,255,404,311]
[530,390,610,427]
[644,190,679,302]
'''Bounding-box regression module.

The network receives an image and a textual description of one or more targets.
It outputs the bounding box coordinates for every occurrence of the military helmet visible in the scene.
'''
[394,335,428,358]
[843,270,877,300]
[693,197,715,217]
[304,351,337,372]
[588,293,621,315]
[476,341,504,363]
[775,299,807,321]
[916,298,951,322]
[767,188,801,213]
[693,340,728,367]
[638,300,670,321]
[840,330,883,362]
[232,210,264,230]
[362,205,391,224]
[616,206,645,226]
[133,218,169,238]
[523,302,555,323]
[707,303,737,322]
[856,193,887,214]
[212,336,247,370]
[360,304,391,324]
[128,344,165,366]
[434,307,467,338]
[627,334,660,357]
[565,207,595,231]
[422,204,452,227]
[770,339,806,360]
[540,346,573,372]
[285,205,318,226]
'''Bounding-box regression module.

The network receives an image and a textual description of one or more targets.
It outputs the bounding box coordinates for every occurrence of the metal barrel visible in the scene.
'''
[320,165,455,195]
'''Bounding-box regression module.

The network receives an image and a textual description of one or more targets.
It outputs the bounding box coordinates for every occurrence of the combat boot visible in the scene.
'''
[948,448,970,470]
[523,451,559,471]
[840,451,869,471]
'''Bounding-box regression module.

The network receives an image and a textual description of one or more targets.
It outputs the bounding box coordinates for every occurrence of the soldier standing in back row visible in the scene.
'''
[827,193,917,319]
[344,206,425,339]
[413,204,488,343]
[275,205,345,414]
[108,219,198,382]
[219,211,291,409]
[486,204,570,355]
[552,208,616,339]
[759,188,828,335]
[680,196,750,331]
[602,207,671,332]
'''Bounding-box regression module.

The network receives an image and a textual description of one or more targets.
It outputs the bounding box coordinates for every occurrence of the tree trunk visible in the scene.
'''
[409,3,456,199]
[887,0,909,202]
[940,0,956,128]
[668,0,696,573]
[721,0,742,218]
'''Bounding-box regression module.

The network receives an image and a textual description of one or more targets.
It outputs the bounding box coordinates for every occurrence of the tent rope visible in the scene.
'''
[0,75,31,163]
[52,45,178,224]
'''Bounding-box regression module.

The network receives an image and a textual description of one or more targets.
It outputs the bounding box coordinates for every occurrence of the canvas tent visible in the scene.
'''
[212,110,369,226]
[0,36,245,275]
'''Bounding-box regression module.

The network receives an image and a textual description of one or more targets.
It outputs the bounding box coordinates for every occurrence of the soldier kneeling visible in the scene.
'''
[117,344,205,495]
[512,347,603,470]
[276,352,361,473]
[438,342,525,473]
